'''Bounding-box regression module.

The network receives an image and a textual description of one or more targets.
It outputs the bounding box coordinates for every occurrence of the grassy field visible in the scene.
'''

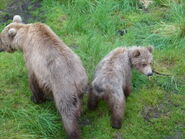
[0,0,185,138]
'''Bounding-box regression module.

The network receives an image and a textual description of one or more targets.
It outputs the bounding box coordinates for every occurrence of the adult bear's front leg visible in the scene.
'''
[29,72,46,104]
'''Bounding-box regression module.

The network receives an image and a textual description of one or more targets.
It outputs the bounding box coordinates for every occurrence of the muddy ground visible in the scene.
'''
[0,0,44,24]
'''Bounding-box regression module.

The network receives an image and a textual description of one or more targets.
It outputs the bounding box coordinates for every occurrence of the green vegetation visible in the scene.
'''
[0,0,185,138]
[0,0,10,10]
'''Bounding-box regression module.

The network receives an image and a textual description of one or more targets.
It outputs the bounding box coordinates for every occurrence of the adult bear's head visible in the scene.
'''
[0,15,25,53]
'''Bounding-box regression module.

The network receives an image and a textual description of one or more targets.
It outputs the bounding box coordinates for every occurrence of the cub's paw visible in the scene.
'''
[111,119,122,129]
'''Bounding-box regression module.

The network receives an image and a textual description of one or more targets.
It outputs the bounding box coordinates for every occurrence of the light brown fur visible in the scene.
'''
[88,46,153,129]
[139,0,153,9]
[0,15,88,139]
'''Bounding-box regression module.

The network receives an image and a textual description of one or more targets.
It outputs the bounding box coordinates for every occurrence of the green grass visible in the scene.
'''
[0,0,10,10]
[0,0,185,138]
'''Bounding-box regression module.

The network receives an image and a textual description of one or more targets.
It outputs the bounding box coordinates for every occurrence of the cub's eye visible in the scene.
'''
[142,64,147,67]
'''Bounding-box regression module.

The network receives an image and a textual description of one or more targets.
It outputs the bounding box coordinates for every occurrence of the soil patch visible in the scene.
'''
[142,93,179,122]
[164,131,185,139]
[142,103,170,121]
[0,0,44,24]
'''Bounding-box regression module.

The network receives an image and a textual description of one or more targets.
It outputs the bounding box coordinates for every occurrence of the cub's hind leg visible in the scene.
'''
[105,88,126,129]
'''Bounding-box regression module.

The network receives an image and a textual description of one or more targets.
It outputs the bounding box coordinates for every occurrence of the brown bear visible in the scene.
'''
[0,15,88,139]
[88,46,153,129]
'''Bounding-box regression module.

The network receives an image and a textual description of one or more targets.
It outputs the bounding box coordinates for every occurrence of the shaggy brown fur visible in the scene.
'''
[88,46,153,129]
[0,15,88,139]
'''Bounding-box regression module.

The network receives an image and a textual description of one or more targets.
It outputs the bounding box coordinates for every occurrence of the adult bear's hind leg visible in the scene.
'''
[54,93,81,139]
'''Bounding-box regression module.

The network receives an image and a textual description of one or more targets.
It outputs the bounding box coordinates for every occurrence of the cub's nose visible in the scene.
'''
[147,72,153,76]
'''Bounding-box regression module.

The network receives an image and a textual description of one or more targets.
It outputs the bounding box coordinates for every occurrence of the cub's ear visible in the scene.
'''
[8,28,17,37]
[13,15,22,23]
[129,49,140,58]
[147,45,153,53]
[132,49,140,57]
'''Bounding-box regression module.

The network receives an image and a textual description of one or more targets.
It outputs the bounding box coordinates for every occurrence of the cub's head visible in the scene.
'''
[0,15,23,53]
[128,46,153,76]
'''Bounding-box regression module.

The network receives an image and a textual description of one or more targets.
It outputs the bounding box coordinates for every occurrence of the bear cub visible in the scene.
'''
[88,46,153,129]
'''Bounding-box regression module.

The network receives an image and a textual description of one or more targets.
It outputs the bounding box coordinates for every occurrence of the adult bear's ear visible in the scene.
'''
[13,15,22,23]
[147,45,153,53]
[8,28,17,37]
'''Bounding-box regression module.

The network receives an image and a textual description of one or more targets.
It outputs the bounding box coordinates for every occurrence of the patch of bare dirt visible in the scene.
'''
[164,131,185,139]
[142,93,180,122]
[142,103,170,121]
[0,0,44,24]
